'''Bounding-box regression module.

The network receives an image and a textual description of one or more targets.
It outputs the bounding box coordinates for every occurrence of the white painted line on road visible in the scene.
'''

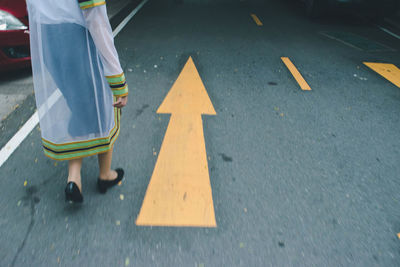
[0,89,61,167]
[378,26,400,40]
[113,0,149,37]
[0,112,38,167]
[0,1,148,168]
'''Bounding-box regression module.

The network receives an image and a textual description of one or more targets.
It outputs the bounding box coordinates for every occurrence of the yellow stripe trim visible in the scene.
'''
[44,130,119,156]
[112,84,128,91]
[80,2,106,10]
[44,136,119,161]
[106,73,124,78]
[109,80,126,85]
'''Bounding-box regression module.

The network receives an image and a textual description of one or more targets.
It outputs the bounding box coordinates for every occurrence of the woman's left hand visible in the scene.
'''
[113,96,128,108]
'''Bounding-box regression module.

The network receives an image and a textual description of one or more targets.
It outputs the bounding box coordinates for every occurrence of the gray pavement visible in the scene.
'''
[1,0,400,266]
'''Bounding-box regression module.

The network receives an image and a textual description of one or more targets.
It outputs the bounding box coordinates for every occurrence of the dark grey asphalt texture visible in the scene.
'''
[1,0,400,266]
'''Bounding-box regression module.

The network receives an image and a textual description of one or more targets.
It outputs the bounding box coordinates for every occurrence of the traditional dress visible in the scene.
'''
[27,0,128,160]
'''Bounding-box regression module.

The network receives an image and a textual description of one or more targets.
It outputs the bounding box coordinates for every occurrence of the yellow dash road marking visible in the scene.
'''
[251,14,263,26]
[136,57,217,227]
[281,57,311,91]
[364,62,400,88]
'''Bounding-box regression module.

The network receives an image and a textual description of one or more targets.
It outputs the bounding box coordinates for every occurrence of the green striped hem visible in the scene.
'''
[42,109,120,161]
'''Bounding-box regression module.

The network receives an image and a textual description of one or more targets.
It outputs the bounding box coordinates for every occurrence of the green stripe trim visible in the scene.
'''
[106,73,126,84]
[42,109,121,160]
[106,72,128,97]
[112,84,128,92]
[43,130,120,161]
[113,86,129,96]
[79,0,106,9]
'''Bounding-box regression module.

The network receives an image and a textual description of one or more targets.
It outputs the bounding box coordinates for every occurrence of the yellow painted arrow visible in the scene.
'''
[364,62,400,88]
[136,57,217,227]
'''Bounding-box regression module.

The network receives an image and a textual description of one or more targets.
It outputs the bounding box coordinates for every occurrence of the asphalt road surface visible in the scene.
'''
[1,0,400,266]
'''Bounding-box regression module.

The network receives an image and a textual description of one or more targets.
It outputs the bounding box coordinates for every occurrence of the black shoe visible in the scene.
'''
[97,168,124,194]
[65,182,83,203]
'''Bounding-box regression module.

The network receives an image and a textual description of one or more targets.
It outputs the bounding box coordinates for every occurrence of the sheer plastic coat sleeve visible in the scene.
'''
[82,4,128,97]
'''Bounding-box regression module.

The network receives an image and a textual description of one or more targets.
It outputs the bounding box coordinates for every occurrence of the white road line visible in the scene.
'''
[0,0,149,168]
[0,112,39,167]
[378,26,400,40]
[113,0,149,37]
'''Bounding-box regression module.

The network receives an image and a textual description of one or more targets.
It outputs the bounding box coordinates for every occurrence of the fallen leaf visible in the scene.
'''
[35,158,38,163]
[125,257,130,266]
[24,181,27,187]
[240,242,245,248]
[280,113,284,117]
[153,152,157,156]
[17,200,21,207]
[244,208,247,213]
[397,233,400,239]
[116,220,121,226]
[120,194,124,201]
[118,181,122,186]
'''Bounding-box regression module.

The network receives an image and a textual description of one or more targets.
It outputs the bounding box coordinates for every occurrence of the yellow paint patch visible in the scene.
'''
[136,57,217,227]
[251,14,263,26]
[281,57,311,91]
[364,62,400,88]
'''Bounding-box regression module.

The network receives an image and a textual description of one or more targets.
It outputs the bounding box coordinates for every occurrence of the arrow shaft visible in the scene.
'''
[136,114,216,227]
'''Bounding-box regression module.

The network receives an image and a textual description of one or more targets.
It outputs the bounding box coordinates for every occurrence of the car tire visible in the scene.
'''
[305,0,327,18]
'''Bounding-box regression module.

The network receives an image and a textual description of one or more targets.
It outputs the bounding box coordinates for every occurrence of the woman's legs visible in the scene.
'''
[98,146,118,181]
[68,158,83,191]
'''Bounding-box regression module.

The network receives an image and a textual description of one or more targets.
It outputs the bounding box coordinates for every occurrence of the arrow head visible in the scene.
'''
[157,57,217,115]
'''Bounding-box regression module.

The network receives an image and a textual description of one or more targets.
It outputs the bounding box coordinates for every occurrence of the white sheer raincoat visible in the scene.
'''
[27,0,128,160]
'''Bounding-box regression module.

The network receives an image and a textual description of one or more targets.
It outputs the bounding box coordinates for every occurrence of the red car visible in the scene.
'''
[0,0,30,72]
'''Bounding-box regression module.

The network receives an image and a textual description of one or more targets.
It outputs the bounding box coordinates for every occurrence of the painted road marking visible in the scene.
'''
[113,0,149,36]
[0,0,149,168]
[136,57,217,227]
[251,14,263,26]
[364,62,400,88]
[378,26,400,41]
[281,57,311,91]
